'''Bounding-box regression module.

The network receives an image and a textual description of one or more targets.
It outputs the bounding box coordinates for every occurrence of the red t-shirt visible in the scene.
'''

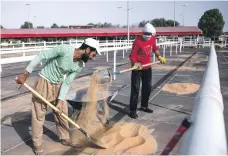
[129,36,158,69]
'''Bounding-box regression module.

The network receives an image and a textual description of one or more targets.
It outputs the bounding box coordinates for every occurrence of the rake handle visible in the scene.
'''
[23,82,81,129]
[119,61,160,74]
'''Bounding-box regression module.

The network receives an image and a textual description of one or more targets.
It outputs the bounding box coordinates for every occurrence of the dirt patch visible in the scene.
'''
[161,83,200,95]
[166,58,186,62]
[153,64,204,71]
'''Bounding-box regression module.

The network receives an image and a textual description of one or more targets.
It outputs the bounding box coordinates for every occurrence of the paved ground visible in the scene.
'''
[1,47,227,155]
[217,51,228,144]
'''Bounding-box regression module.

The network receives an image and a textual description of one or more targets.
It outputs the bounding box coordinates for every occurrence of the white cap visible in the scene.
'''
[142,23,156,36]
[84,38,101,55]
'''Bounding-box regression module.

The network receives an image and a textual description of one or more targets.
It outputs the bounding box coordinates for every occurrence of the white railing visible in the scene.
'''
[180,42,227,155]
[0,42,132,55]
[0,40,133,52]
[112,41,182,80]
[0,39,135,50]
[0,40,134,65]
[0,41,182,75]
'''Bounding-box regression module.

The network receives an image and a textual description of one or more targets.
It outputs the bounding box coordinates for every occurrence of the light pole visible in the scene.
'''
[180,14,182,26]
[182,4,187,26]
[117,3,132,45]
[174,0,176,27]
[33,16,36,28]
[25,4,30,29]
[117,6,122,28]
[127,0,129,44]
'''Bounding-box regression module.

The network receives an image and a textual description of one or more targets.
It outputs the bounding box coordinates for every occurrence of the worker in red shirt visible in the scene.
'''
[128,23,166,119]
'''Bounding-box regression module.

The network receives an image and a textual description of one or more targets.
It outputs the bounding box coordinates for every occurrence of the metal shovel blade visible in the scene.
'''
[94,69,112,85]
[78,127,107,149]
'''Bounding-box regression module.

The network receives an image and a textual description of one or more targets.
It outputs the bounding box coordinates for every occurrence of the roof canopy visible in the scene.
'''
[1,26,202,38]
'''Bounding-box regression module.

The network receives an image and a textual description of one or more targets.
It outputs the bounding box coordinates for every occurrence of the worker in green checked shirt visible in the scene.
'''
[15,38,101,155]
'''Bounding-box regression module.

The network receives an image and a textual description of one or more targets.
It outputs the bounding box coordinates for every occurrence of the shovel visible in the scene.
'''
[100,61,161,101]
[22,82,107,149]
[112,61,161,75]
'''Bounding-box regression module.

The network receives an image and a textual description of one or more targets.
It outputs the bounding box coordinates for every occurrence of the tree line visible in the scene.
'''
[1,8,225,38]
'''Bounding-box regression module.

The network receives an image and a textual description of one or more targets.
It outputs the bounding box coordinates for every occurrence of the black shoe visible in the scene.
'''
[128,111,138,119]
[139,107,153,113]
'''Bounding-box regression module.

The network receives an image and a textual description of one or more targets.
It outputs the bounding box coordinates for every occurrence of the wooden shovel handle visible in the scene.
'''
[23,82,81,129]
[119,61,160,74]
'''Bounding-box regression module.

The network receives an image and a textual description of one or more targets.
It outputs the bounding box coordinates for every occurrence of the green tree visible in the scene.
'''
[87,22,115,28]
[20,21,33,29]
[138,18,179,27]
[151,18,179,27]
[37,26,45,28]
[198,8,225,37]
[165,19,179,27]
[151,18,166,27]
[51,23,59,28]
[138,20,151,27]
[60,25,68,28]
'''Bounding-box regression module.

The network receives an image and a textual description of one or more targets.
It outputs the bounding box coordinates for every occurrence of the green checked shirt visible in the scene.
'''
[26,44,83,100]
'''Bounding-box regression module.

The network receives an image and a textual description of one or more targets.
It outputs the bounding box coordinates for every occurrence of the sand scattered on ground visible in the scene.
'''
[70,71,157,155]
[166,58,186,62]
[152,64,204,71]
[161,83,200,95]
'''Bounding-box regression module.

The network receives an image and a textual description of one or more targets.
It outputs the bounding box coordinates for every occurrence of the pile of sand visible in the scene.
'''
[70,71,157,155]
[96,122,157,155]
[162,83,200,95]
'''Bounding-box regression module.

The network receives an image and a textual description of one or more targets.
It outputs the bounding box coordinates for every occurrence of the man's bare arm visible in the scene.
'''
[154,50,166,64]
[154,50,162,58]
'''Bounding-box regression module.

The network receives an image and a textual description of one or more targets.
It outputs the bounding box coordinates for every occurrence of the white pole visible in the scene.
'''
[106,40,109,62]
[113,50,117,80]
[163,45,166,58]
[180,41,182,52]
[176,42,178,54]
[123,47,125,59]
[43,41,46,48]
[170,43,172,56]
[153,53,156,62]
[182,4,187,26]
[22,42,25,56]
[174,0,176,27]
[33,16,36,28]
[26,4,30,29]
[225,38,227,47]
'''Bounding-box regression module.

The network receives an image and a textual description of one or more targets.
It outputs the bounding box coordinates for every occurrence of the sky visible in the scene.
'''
[1,0,228,31]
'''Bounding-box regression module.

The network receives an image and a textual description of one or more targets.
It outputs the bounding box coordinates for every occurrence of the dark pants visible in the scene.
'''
[129,68,152,112]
